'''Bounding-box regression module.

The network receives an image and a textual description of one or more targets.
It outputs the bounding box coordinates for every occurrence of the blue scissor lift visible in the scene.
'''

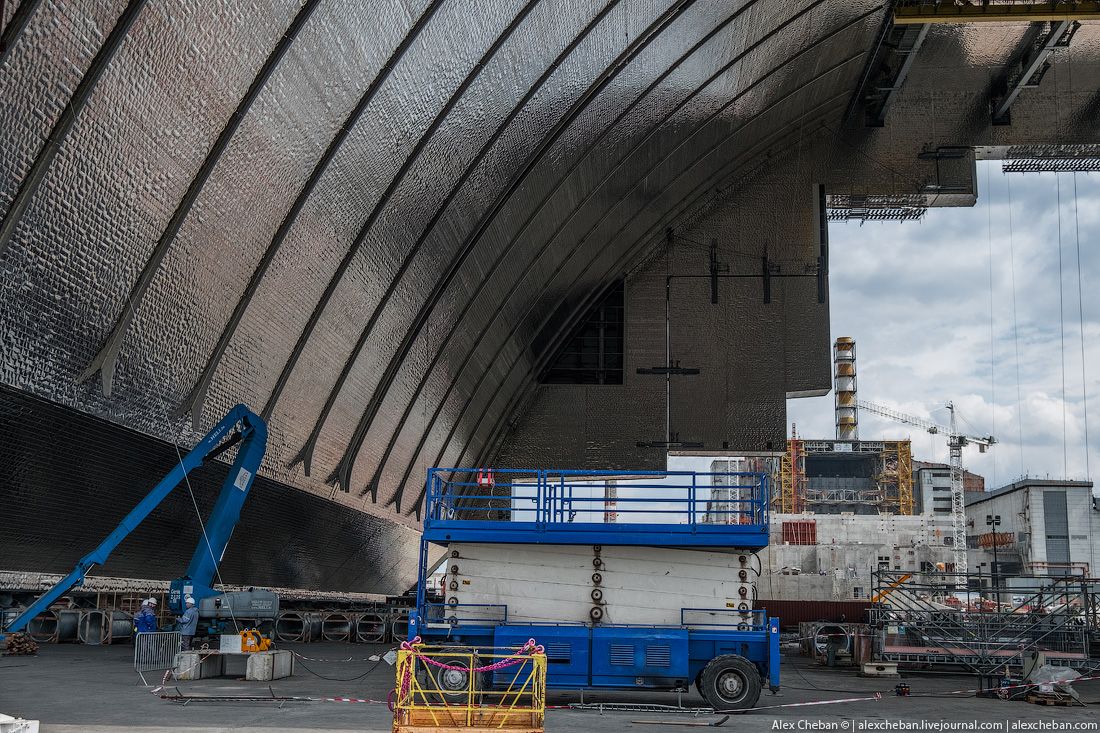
[408,468,780,710]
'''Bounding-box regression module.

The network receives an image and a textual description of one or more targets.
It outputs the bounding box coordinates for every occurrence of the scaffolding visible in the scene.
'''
[870,570,1099,675]
[785,439,915,515]
[875,441,914,515]
[779,425,806,514]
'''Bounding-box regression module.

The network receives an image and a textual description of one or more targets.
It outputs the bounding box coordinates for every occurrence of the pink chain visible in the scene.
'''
[395,637,543,706]
[400,636,543,672]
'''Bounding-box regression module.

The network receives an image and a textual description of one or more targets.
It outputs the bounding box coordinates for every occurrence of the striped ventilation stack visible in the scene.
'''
[834,338,858,440]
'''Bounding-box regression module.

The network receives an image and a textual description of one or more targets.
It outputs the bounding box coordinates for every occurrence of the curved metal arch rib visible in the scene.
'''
[464,77,863,469]
[376,0,766,511]
[0,0,145,259]
[468,93,853,480]
[176,0,449,429]
[393,1,876,512]
[441,96,853,517]
[260,0,621,434]
[78,0,322,398]
[451,95,855,518]
[420,37,876,514]
[286,0,544,476]
[332,0,700,501]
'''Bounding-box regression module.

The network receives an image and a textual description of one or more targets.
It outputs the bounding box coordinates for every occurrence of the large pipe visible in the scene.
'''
[78,610,109,645]
[276,611,321,642]
[321,612,351,642]
[389,613,409,644]
[305,612,322,641]
[355,613,387,643]
[78,609,134,644]
[57,609,80,642]
[275,611,308,642]
[108,611,133,643]
[26,611,59,643]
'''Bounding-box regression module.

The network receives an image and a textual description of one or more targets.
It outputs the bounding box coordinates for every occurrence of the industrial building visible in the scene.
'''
[966,478,1100,579]
[917,460,986,515]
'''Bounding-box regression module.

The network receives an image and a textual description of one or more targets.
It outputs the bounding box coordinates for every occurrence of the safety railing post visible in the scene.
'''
[535,470,543,528]
[689,474,696,528]
[558,474,565,524]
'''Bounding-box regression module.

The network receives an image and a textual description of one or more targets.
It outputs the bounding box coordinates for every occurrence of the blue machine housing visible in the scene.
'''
[410,468,781,695]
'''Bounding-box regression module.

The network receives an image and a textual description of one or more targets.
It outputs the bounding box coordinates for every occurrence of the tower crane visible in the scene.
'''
[856,400,994,574]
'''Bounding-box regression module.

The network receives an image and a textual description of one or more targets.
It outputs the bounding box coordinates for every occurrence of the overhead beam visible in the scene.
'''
[866,23,930,126]
[992,19,1077,123]
[894,2,1100,24]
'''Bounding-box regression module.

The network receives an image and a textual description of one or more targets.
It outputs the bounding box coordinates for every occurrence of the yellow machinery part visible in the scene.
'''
[240,628,272,653]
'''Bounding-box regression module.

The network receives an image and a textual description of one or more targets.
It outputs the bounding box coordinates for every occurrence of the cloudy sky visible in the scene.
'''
[787,163,1099,493]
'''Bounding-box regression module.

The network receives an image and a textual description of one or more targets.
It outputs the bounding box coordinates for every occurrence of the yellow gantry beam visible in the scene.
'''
[894,2,1100,24]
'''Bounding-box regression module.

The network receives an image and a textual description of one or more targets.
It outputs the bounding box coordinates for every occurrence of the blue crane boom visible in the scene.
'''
[4,404,267,635]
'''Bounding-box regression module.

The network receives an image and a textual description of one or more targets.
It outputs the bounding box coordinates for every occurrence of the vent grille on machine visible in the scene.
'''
[609,644,635,666]
[545,643,571,663]
[645,645,672,668]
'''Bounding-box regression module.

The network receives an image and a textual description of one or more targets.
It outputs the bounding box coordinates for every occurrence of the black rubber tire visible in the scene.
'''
[698,654,762,711]
[418,654,478,703]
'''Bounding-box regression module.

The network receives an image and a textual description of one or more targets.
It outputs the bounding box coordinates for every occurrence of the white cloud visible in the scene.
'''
[789,166,1099,491]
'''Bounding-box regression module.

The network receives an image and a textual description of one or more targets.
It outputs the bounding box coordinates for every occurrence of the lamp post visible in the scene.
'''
[986,514,1001,605]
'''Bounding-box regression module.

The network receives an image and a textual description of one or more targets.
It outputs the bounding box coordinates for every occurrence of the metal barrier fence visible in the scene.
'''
[134,631,181,672]
[869,570,1097,673]
[392,643,545,732]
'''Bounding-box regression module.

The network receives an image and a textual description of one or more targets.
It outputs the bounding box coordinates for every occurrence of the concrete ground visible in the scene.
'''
[1,642,1097,732]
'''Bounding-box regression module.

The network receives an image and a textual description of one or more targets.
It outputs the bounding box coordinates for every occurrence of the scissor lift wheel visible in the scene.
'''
[698,654,762,711]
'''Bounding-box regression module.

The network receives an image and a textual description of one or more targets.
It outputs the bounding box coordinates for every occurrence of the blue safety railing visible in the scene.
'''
[422,468,770,548]
[680,608,768,630]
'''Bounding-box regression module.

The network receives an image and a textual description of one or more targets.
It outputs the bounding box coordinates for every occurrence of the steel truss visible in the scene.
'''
[870,570,1099,674]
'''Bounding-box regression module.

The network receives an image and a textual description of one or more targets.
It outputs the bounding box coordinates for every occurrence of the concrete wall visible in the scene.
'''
[759,512,955,600]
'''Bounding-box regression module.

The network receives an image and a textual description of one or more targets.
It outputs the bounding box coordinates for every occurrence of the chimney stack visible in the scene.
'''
[834,337,858,440]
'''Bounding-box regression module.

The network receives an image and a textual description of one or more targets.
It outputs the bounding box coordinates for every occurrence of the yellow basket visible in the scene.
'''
[392,642,546,733]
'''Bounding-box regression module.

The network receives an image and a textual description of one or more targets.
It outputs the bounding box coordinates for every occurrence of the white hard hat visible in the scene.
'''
[185,596,195,605]
[146,597,157,606]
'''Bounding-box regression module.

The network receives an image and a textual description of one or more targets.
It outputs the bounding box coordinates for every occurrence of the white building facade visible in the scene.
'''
[965,479,1098,577]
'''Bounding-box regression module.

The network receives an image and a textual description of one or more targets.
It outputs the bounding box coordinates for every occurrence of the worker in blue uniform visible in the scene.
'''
[178,596,199,650]
[134,597,158,633]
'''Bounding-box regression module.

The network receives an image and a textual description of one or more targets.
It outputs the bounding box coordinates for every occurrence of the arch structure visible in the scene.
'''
[1,0,1098,593]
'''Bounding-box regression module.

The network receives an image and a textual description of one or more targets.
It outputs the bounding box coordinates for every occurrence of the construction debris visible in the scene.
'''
[3,633,38,656]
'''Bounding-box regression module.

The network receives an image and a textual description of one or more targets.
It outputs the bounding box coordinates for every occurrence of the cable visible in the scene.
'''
[1072,172,1090,481]
[117,282,242,635]
[1056,173,1068,478]
[291,654,386,682]
[784,659,892,695]
[985,163,996,487]
[1005,174,1025,476]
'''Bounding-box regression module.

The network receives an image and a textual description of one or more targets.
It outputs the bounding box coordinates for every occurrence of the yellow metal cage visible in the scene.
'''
[392,643,546,733]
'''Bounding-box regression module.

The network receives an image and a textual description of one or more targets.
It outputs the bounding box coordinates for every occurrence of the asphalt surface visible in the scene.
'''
[1,642,1097,732]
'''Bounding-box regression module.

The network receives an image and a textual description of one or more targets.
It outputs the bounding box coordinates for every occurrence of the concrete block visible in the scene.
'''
[860,661,899,677]
[246,650,294,681]
[223,653,248,678]
[173,651,224,680]
[0,714,40,733]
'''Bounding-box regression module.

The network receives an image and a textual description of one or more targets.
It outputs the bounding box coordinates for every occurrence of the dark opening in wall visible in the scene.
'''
[540,281,624,385]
